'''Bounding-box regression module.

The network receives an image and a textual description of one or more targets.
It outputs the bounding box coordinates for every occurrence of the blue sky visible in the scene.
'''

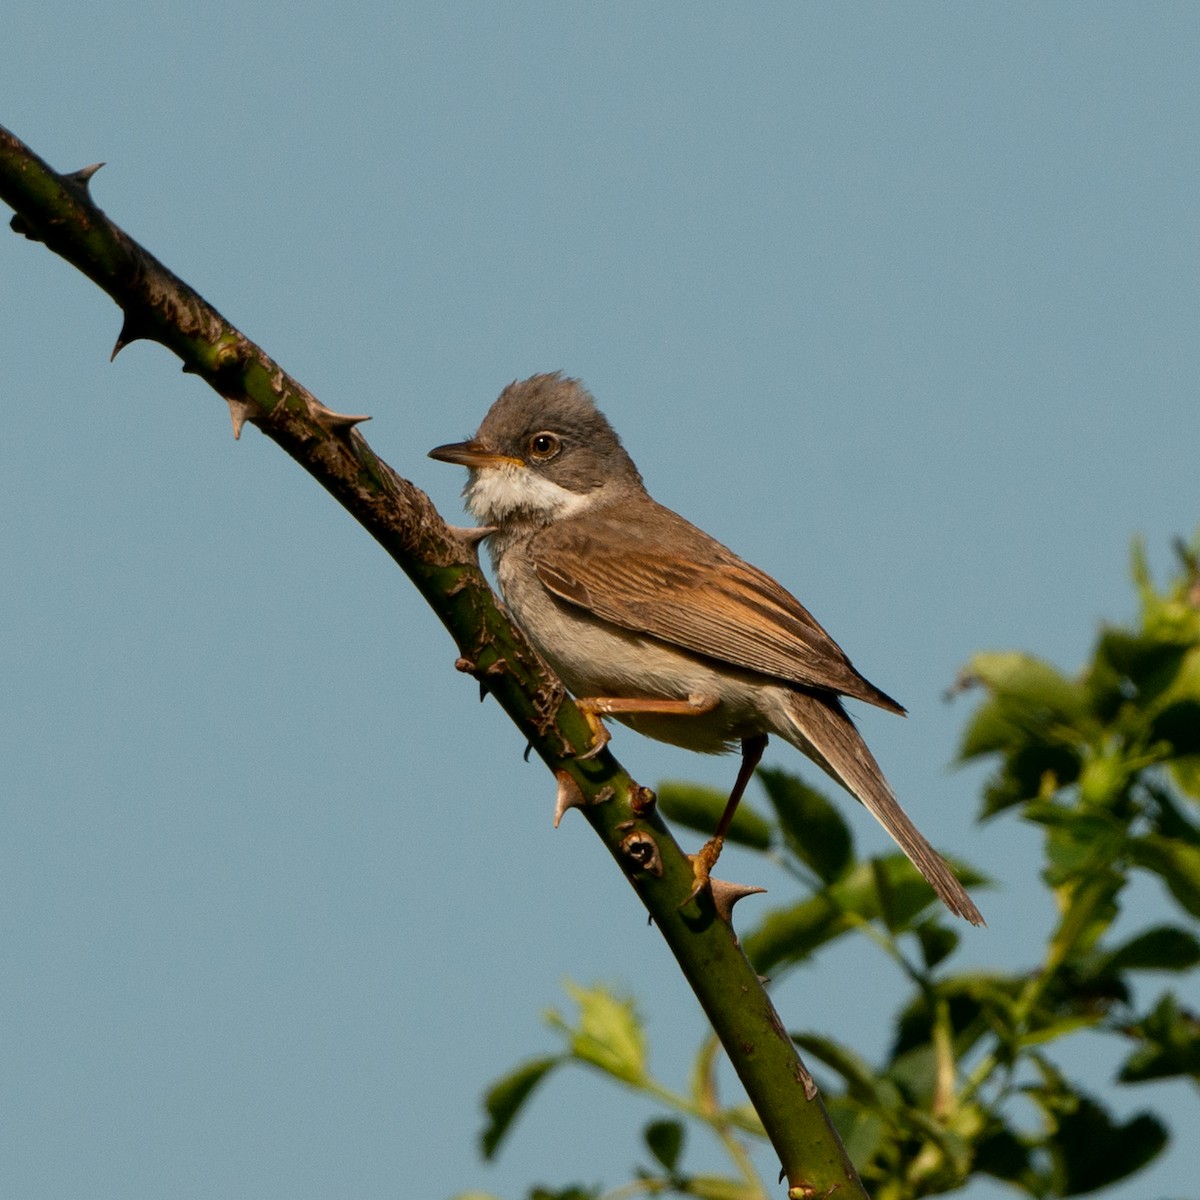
[2,6,1197,1198]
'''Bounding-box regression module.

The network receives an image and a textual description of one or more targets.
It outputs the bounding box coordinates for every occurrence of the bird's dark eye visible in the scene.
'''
[527,432,561,461]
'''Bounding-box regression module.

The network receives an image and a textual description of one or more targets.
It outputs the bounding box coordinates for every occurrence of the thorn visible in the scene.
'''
[478,681,488,703]
[523,743,533,763]
[224,398,257,440]
[447,524,497,547]
[708,878,767,925]
[311,403,370,439]
[66,162,105,189]
[110,312,150,361]
[553,770,586,828]
[681,836,724,907]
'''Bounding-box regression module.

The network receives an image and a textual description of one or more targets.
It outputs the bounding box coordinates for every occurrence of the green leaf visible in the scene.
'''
[743,854,987,973]
[1148,781,1200,843]
[957,695,1024,760]
[837,854,986,930]
[964,652,1090,722]
[643,1118,685,1172]
[972,1122,1034,1188]
[916,920,960,971]
[681,1176,759,1200]
[1046,866,1125,967]
[886,1040,937,1106]
[979,742,1083,818]
[756,766,854,882]
[1102,925,1200,973]
[480,1056,562,1159]
[1039,808,1126,882]
[823,1097,889,1171]
[870,857,901,933]
[656,780,773,850]
[550,982,647,1085]
[1129,834,1200,917]
[1168,755,1200,800]
[1050,1095,1168,1195]
[792,1031,901,1109]
[1119,992,1200,1083]
[1090,627,1190,712]
[891,972,1023,1061]
[905,1109,974,1185]
[1076,752,1132,807]
[1148,698,1200,756]
[741,895,853,974]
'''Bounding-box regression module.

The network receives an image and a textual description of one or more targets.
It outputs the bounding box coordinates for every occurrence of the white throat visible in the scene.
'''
[465,463,594,525]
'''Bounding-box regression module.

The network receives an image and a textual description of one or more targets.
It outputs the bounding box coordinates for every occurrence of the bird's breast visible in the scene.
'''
[492,538,791,754]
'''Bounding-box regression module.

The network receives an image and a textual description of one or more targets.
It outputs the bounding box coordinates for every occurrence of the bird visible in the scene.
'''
[429,373,983,925]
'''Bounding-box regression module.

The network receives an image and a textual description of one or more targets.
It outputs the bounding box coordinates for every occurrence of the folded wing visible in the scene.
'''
[531,502,904,714]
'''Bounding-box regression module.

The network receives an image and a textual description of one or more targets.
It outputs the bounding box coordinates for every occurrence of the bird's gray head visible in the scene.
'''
[428,373,644,525]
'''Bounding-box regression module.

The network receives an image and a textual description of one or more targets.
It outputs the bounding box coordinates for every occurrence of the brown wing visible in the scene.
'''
[530,501,905,713]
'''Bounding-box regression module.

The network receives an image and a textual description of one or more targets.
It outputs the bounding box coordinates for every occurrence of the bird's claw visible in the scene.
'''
[682,835,725,906]
[574,705,611,760]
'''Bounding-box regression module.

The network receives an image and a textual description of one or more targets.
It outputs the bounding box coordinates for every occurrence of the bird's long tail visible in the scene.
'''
[781,690,984,925]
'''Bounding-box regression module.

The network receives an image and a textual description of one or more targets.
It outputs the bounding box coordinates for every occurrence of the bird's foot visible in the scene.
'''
[683,835,725,905]
[573,702,611,760]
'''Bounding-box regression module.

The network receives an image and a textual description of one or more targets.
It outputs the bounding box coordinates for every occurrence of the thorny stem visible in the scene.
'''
[0,123,868,1200]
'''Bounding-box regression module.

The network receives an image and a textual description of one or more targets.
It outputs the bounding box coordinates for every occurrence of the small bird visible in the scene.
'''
[429,374,983,925]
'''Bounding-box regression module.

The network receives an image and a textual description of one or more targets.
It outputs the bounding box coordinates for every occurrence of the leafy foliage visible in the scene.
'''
[452,537,1200,1200]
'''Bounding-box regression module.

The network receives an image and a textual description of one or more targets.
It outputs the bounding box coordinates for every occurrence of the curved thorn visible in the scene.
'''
[708,877,767,925]
[553,770,586,828]
[67,162,105,188]
[447,524,497,547]
[110,313,149,361]
[311,403,370,438]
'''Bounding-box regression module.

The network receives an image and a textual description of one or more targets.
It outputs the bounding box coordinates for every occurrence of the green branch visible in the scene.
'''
[0,122,867,1200]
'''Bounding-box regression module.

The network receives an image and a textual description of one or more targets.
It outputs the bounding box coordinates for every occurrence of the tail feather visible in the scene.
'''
[781,690,985,926]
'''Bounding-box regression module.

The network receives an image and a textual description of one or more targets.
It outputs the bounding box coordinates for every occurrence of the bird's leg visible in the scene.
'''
[685,733,769,903]
[573,693,719,760]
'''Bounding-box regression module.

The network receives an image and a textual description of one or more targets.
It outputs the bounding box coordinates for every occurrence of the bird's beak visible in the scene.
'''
[428,439,523,469]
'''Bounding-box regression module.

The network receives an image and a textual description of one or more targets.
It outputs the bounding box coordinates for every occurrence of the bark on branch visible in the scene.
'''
[0,122,867,1200]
